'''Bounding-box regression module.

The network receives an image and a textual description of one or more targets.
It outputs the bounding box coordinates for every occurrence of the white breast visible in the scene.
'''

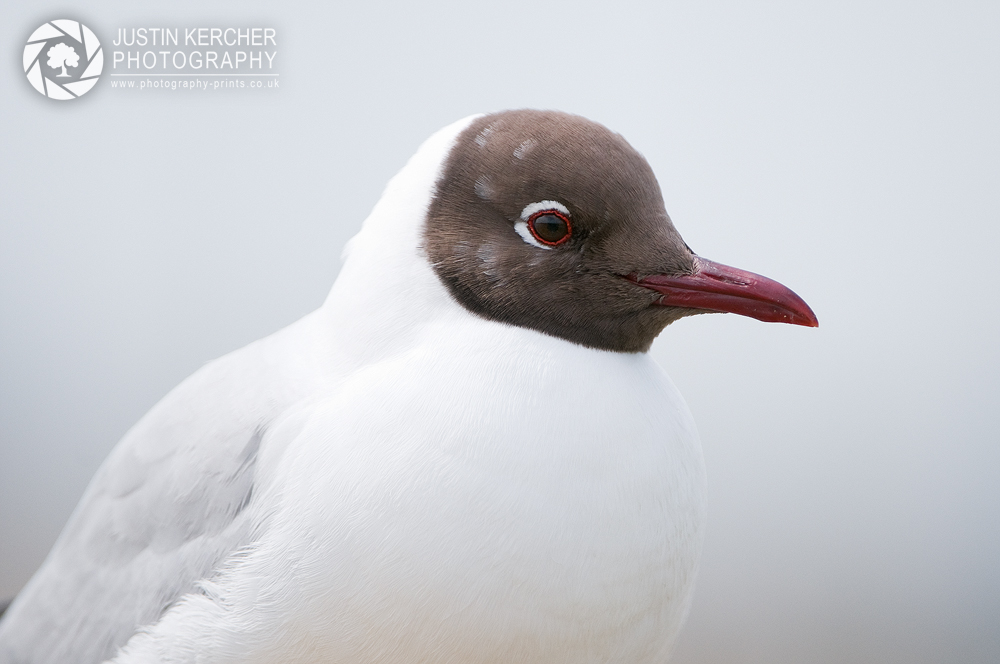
[270,320,706,663]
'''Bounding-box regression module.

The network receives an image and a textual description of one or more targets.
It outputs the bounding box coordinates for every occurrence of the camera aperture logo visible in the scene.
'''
[23,19,103,100]
[21,21,280,98]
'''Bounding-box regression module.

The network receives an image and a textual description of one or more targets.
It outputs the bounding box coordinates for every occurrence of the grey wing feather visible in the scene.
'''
[0,316,324,664]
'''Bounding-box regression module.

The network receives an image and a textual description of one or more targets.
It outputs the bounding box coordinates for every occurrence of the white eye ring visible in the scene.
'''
[515,200,571,250]
[520,200,569,221]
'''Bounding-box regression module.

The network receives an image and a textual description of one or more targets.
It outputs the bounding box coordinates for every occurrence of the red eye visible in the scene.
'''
[527,209,572,246]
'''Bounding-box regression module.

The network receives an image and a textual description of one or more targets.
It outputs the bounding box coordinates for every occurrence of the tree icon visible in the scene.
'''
[46,43,79,78]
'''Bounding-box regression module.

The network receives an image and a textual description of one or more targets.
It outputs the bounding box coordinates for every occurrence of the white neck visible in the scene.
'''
[320,115,482,369]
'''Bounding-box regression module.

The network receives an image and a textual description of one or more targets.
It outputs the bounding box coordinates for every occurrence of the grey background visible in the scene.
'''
[1,1,997,662]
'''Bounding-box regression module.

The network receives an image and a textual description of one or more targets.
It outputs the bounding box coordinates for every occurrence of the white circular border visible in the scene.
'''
[23,19,103,100]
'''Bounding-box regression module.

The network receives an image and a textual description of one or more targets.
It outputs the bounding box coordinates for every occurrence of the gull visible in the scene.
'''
[0,110,816,664]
